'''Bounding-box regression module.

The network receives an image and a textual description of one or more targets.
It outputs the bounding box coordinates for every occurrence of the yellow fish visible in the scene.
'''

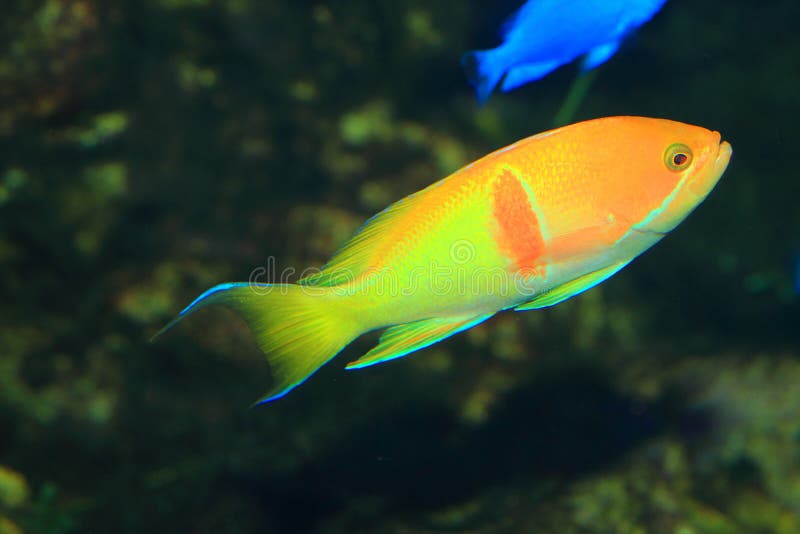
[157,116,732,403]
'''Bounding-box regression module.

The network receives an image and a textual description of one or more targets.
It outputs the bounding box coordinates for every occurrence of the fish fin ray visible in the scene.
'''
[514,261,631,311]
[150,282,252,341]
[542,220,623,264]
[346,313,494,370]
[154,283,360,403]
[299,192,425,287]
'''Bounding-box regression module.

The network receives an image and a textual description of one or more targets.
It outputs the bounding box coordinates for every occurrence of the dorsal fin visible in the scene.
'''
[299,128,567,288]
[298,190,425,287]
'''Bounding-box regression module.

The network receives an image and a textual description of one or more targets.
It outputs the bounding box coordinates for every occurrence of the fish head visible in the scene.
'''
[597,117,732,236]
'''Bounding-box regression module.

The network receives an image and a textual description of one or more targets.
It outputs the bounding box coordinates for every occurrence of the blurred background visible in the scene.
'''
[1,0,799,532]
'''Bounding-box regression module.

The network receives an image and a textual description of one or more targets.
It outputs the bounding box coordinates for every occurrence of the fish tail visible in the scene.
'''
[461,49,505,105]
[153,282,361,404]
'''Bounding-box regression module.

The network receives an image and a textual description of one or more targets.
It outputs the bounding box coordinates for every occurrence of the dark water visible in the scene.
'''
[1,1,799,532]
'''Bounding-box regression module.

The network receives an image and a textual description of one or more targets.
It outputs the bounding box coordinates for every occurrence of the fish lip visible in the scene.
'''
[714,139,733,174]
[688,137,732,197]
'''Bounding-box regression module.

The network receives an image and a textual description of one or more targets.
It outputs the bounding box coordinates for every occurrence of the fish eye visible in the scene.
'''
[664,143,693,172]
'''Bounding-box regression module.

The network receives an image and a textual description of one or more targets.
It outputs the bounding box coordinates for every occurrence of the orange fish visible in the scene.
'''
[157,116,732,403]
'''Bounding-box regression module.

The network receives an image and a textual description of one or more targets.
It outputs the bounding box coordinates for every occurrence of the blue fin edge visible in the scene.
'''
[151,282,271,341]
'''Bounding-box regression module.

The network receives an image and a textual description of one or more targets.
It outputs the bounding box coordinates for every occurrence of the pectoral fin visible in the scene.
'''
[514,261,631,311]
[543,219,625,264]
[346,313,494,370]
[582,41,621,71]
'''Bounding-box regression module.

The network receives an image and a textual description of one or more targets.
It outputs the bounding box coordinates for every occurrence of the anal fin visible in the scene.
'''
[346,313,494,370]
[514,260,631,311]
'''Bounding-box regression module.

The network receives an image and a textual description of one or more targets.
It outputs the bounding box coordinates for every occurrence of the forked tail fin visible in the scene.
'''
[153,282,360,404]
[462,49,505,105]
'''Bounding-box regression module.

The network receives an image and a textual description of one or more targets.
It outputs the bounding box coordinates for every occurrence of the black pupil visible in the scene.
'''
[673,153,688,166]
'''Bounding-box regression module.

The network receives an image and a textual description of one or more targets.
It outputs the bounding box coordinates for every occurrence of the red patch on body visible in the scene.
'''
[491,169,545,275]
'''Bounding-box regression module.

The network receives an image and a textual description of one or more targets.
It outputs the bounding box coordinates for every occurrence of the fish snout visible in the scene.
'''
[688,138,732,198]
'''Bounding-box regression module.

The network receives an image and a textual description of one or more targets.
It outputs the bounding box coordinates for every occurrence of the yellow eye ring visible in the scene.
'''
[664,143,693,172]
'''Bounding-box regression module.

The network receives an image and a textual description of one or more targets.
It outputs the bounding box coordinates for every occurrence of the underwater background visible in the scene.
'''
[1,0,799,532]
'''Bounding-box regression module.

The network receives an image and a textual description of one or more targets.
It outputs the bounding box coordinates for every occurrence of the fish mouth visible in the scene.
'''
[688,137,732,197]
[714,140,732,178]
[717,139,733,165]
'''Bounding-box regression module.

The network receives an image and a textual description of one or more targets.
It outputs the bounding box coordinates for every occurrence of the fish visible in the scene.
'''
[463,0,668,104]
[156,116,731,404]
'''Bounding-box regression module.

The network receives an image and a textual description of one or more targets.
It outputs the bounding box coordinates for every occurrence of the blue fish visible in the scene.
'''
[463,0,668,103]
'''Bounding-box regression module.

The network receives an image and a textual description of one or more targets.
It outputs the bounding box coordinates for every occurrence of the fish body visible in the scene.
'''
[157,117,731,403]
[463,0,668,103]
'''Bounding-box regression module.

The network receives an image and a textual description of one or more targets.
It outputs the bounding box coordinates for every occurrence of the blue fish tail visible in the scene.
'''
[462,49,505,105]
